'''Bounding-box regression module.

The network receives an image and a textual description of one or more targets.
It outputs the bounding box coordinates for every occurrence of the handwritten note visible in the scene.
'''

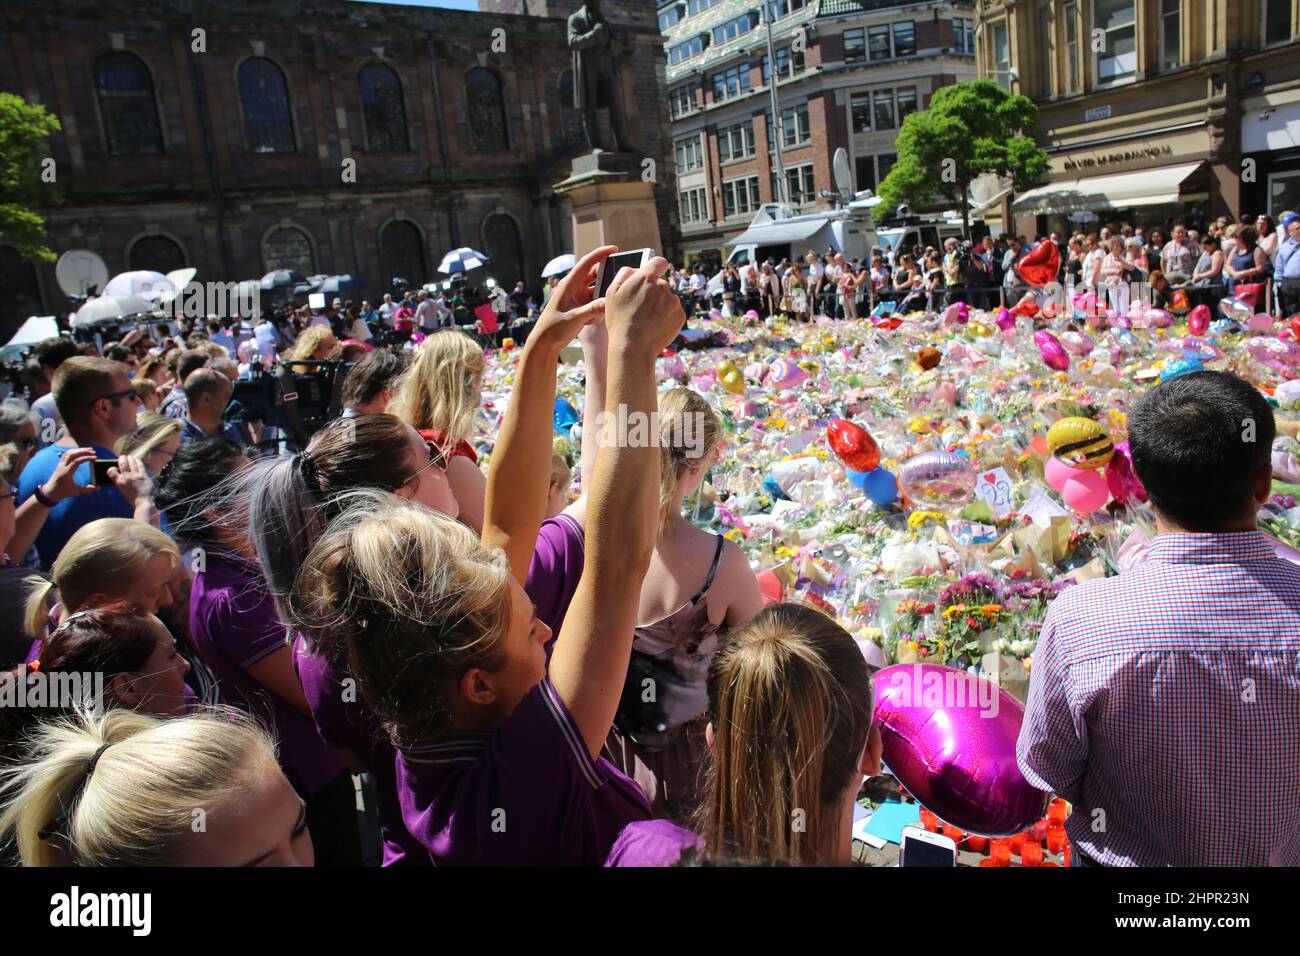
[974,467,1014,515]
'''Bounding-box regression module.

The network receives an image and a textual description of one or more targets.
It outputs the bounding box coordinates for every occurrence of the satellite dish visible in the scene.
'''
[55,250,110,298]
[832,148,853,199]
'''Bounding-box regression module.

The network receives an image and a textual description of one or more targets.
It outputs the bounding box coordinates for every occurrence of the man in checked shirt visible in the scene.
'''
[1017,371,1300,866]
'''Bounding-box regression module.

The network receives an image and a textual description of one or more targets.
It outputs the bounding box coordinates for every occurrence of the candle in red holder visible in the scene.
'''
[1048,798,1068,826]
[965,835,988,853]
[919,808,938,832]
[1020,841,1043,867]
[1046,824,1067,855]
[990,839,1011,866]
[1031,818,1048,843]
[1009,831,1028,855]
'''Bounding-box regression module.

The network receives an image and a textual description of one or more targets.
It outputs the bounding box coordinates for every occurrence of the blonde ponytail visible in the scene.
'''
[23,578,56,640]
[657,388,721,532]
[0,707,278,866]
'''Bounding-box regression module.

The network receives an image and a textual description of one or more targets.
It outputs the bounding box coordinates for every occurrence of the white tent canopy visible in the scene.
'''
[0,316,60,361]
[1011,162,1205,215]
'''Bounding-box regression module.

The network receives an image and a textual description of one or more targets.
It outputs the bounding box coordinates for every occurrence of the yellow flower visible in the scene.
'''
[907,640,920,651]
[943,604,967,619]
[907,510,946,531]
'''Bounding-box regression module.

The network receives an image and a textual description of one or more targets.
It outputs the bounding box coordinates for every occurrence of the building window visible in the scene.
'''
[844,29,866,64]
[675,135,704,172]
[482,214,523,286]
[712,64,752,102]
[262,226,314,275]
[670,83,699,118]
[769,104,810,149]
[380,220,427,286]
[558,70,584,145]
[722,176,761,217]
[1269,169,1300,220]
[953,17,975,54]
[1264,0,1292,45]
[465,67,508,152]
[686,0,722,16]
[776,164,816,205]
[868,24,891,61]
[850,92,872,133]
[897,86,918,123]
[762,46,805,84]
[239,58,295,154]
[94,52,163,157]
[679,186,708,224]
[713,12,757,47]
[991,22,1011,91]
[764,0,808,20]
[669,34,708,64]
[1094,0,1136,85]
[873,89,895,131]
[659,3,684,31]
[128,235,185,274]
[893,21,916,58]
[718,120,755,162]
[1159,0,1180,71]
[878,153,896,181]
[854,154,894,194]
[1064,3,1079,94]
[359,63,409,152]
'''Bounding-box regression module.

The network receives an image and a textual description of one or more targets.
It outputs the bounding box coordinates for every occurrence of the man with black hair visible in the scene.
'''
[1018,371,1300,866]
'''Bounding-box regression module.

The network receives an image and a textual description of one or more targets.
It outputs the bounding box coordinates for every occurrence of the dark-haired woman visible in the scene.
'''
[1223,224,1272,308]
[155,438,358,866]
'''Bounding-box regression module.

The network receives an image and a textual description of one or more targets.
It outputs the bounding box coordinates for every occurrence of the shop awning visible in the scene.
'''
[724,218,826,247]
[1011,162,1205,215]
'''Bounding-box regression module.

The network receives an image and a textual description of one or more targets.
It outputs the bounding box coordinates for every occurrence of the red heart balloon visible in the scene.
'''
[1017,240,1060,288]
[827,419,881,472]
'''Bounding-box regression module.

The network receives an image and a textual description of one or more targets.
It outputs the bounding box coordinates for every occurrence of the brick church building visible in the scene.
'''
[0,0,674,334]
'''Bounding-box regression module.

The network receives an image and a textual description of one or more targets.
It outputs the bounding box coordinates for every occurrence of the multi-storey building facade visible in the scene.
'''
[978,0,1300,237]
[0,0,673,336]
[661,0,978,269]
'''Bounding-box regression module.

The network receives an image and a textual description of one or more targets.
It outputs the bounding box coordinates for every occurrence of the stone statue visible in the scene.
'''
[566,0,637,154]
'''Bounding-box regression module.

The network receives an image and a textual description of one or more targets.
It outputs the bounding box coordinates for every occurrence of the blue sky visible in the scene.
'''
[356,0,483,9]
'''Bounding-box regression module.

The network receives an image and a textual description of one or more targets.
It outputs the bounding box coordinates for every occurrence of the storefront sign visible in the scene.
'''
[1064,144,1173,171]
[1084,104,1112,122]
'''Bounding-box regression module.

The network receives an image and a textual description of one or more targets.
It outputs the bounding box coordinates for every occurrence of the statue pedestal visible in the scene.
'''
[554,152,663,257]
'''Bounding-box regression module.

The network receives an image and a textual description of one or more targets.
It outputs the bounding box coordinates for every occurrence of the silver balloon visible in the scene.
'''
[898,450,977,505]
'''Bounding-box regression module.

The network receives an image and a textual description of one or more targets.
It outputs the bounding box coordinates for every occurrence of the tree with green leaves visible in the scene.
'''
[0,92,61,262]
[877,79,1050,239]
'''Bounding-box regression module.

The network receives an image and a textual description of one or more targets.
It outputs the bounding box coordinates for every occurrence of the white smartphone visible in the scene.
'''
[595,248,653,298]
[899,825,957,867]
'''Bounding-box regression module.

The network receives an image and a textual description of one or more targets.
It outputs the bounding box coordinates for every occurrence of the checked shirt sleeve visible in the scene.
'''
[1016,613,1087,805]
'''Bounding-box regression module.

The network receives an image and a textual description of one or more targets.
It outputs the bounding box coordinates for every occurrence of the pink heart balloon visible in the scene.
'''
[873,664,1051,837]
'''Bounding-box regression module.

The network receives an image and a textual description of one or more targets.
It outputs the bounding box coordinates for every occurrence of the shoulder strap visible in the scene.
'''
[688,535,726,605]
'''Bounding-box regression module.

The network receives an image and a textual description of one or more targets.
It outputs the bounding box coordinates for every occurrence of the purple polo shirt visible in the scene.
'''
[525,513,585,642]
[189,549,342,795]
[397,676,651,865]
[292,637,425,867]
[605,819,703,867]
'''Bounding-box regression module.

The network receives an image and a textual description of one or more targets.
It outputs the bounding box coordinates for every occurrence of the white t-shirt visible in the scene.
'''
[379,301,398,321]
[349,317,373,342]
[690,273,707,296]
[415,299,439,330]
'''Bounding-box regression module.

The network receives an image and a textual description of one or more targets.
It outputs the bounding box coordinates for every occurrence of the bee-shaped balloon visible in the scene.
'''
[1046,417,1114,470]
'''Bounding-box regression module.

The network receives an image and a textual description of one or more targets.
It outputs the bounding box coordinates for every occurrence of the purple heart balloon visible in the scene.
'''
[873,663,1050,836]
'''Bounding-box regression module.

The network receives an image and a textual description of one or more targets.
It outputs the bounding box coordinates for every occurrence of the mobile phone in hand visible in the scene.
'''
[594,249,653,298]
[92,459,116,488]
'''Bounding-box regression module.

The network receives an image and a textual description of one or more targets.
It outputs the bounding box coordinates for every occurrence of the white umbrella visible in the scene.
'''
[73,294,155,328]
[438,247,490,274]
[0,316,60,361]
[103,270,177,304]
[541,253,576,279]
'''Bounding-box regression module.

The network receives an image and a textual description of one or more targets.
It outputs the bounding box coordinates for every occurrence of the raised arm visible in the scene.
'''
[549,257,685,758]
[482,245,615,583]
[575,319,609,504]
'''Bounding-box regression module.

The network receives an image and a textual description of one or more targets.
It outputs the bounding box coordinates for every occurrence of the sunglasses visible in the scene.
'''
[404,440,450,486]
[90,388,136,408]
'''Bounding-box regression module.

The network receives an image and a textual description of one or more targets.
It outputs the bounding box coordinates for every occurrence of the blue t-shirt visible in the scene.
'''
[17,444,133,570]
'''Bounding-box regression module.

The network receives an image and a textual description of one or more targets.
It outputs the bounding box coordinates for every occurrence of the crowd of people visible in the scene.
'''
[670,210,1300,324]
[0,234,1295,869]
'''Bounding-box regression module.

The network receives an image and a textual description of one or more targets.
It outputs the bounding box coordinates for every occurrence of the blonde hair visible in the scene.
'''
[657,387,722,531]
[550,451,571,489]
[25,519,180,638]
[288,490,510,742]
[388,332,485,444]
[698,603,873,866]
[115,412,181,459]
[0,442,20,485]
[0,707,278,866]
[283,326,336,365]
